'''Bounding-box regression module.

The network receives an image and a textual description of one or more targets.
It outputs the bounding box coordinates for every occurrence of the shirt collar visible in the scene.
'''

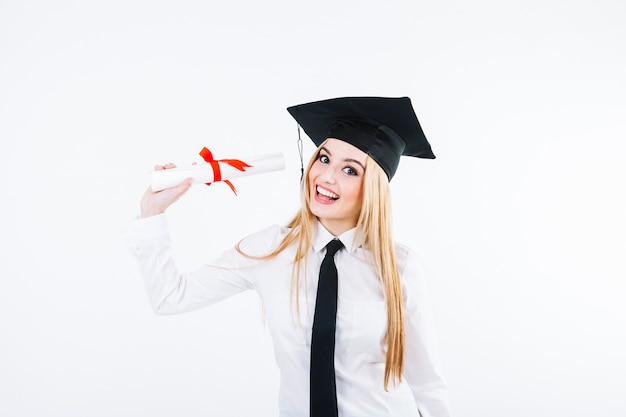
[312,220,364,254]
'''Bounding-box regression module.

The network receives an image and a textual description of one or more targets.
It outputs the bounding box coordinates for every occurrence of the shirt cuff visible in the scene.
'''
[130,213,170,241]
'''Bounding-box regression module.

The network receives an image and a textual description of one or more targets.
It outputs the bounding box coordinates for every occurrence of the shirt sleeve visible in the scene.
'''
[400,247,453,417]
[125,214,267,315]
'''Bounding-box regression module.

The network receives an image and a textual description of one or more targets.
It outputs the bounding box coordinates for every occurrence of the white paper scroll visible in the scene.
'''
[150,152,285,192]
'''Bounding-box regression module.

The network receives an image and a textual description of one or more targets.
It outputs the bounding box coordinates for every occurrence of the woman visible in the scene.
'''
[128,97,452,416]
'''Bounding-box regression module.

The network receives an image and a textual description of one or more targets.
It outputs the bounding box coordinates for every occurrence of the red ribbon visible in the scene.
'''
[199,147,253,196]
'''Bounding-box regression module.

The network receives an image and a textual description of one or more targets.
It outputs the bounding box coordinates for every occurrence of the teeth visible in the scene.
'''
[317,186,339,199]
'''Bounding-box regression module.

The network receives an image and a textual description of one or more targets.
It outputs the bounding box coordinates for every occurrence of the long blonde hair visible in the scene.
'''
[237,140,405,390]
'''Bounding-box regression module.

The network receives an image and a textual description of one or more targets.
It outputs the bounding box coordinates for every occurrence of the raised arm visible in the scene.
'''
[127,164,253,315]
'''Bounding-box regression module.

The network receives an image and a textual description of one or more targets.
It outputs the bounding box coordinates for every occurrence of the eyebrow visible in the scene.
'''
[320,146,366,172]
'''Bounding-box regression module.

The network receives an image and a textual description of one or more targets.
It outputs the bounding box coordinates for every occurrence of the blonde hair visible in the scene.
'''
[236,140,405,390]
[356,152,405,390]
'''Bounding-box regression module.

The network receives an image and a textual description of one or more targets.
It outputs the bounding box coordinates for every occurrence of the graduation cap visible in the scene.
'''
[286,96,434,180]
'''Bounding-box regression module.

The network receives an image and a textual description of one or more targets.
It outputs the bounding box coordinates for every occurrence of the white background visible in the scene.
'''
[1,0,625,416]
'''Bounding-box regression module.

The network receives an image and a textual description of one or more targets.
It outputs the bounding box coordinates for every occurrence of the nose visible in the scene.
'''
[320,165,337,184]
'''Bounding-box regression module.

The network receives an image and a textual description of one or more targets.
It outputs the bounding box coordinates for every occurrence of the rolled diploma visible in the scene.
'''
[150,152,285,192]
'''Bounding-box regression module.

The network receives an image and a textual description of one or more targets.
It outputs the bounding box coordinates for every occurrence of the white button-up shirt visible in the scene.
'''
[127,214,452,417]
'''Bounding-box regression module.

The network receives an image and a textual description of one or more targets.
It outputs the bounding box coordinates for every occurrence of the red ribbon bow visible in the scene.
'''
[199,147,253,196]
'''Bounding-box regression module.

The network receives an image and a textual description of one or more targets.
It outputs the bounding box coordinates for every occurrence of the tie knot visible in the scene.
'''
[325,239,344,258]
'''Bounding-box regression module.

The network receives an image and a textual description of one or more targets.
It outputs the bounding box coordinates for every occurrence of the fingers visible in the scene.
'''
[174,177,194,193]
[153,163,177,171]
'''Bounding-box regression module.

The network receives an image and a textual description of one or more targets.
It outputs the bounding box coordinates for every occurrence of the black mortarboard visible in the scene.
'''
[286,96,434,180]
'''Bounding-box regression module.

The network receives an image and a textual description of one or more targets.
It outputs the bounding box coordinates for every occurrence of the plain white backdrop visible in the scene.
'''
[1,0,625,416]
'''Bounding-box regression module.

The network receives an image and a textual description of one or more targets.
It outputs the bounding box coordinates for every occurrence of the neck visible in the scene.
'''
[318,218,356,237]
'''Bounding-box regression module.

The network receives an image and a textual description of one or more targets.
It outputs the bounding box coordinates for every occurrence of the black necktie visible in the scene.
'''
[310,239,344,417]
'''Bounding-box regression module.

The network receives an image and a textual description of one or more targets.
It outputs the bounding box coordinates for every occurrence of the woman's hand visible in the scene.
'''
[140,163,193,218]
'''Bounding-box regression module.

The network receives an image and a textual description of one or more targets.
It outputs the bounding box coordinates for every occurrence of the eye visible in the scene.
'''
[318,154,330,164]
[343,166,358,176]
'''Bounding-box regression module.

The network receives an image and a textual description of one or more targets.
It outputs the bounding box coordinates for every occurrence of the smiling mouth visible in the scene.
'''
[316,185,339,201]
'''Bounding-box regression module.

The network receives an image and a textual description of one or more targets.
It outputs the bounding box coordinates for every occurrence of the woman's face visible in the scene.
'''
[308,138,367,236]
